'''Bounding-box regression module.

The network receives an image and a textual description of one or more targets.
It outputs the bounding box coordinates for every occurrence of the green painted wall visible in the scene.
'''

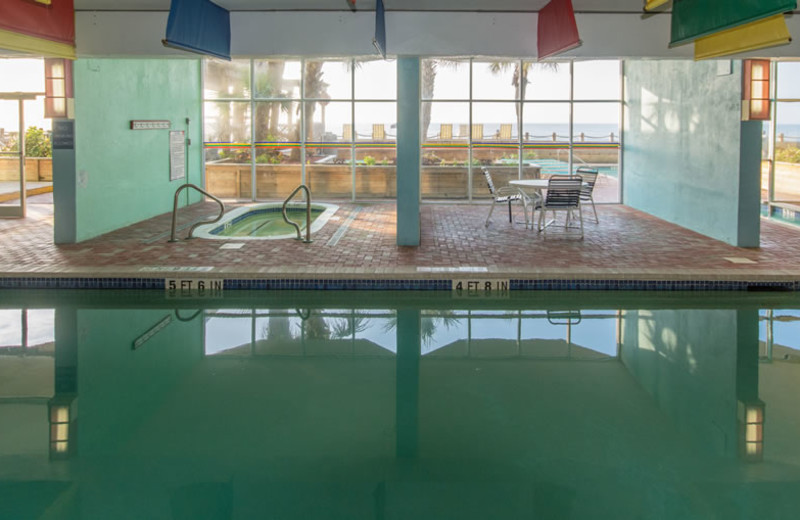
[623,60,761,247]
[73,59,203,242]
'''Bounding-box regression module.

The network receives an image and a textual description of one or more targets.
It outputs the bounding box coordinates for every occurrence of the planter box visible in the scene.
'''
[206,162,539,200]
[0,157,52,182]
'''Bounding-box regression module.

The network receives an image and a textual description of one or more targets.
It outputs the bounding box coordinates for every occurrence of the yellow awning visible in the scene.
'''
[644,0,670,12]
[694,14,791,60]
[0,28,76,59]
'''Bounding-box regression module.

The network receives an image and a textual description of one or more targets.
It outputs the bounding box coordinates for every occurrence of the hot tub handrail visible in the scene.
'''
[282,184,313,243]
[169,184,225,242]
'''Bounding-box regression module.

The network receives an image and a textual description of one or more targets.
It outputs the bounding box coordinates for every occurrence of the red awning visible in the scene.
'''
[538,0,582,60]
[0,0,75,46]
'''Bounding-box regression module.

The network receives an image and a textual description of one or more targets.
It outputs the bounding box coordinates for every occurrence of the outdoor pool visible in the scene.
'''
[193,202,339,240]
[2,289,800,518]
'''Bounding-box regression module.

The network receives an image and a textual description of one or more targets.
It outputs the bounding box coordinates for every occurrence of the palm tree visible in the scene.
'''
[488,61,559,120]
[420,59,464,141]
[302,60,328,142]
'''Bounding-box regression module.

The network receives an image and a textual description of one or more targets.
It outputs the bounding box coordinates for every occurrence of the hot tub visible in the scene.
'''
[192,202,339,240]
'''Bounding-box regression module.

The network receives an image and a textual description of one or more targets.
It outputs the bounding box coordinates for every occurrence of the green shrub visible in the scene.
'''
[776,146,800,164]
[0,126,51,157]
[363,155,376,166]
[25,127,51,157]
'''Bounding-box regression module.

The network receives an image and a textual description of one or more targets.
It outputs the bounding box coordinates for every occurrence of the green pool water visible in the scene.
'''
[2,290,800,519]
[212,208,324,237]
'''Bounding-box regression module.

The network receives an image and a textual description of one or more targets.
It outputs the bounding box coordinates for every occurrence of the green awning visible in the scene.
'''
[670,0,796,46]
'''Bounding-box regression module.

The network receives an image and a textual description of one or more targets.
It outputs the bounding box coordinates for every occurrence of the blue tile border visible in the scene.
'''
[0,277,797,291]
[510,279,798,291]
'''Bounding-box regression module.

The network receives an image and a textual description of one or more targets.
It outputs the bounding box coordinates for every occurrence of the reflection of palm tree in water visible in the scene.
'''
[384,311,461,346]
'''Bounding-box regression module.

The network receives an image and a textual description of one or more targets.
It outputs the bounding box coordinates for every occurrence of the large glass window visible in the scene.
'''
[420,58,622,203]
[203,58,397,201]
[762,61,800,225]
[203,57,621,203]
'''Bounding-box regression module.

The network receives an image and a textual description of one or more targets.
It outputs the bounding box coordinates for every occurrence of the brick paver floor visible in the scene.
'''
[1,199,800,282]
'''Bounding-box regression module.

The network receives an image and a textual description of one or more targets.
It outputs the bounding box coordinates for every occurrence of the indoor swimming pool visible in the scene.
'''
[2,289,800,519]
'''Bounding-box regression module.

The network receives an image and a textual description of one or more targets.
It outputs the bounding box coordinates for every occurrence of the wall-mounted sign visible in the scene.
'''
[169,130,185,181]
[130,120,171,130]
[52,119,74,150]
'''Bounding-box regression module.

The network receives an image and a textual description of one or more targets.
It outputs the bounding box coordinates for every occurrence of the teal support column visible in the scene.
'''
[737,121,762,247]
[53,120,77,244]
[397,57,420,246]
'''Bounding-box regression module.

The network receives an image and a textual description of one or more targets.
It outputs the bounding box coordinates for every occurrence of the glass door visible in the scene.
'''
[0,96,28,218]
[765,61,800,224]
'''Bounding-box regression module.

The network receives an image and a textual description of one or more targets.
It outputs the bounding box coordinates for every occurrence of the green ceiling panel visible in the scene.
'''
[670,0,796,46]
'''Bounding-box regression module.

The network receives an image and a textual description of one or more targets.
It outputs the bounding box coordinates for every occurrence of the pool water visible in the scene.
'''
[497,158,619,178]
[2,290,800,518]
[214,207,324,237]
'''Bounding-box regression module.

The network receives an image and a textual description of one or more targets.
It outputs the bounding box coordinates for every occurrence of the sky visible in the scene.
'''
[0,58,50,133]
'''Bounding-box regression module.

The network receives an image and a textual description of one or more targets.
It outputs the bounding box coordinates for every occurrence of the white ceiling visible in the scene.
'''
[74,0,654,13]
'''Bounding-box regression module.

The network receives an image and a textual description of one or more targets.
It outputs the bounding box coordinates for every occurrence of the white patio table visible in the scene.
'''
[509,179,549,230]
[509,179,587,231]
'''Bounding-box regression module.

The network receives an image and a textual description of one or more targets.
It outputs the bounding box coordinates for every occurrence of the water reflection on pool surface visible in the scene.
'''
[2,290,800,519]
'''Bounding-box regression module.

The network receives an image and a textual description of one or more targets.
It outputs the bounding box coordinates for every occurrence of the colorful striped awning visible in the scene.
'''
[670,0,796,46]
[0,0,76,59]
[537,0,582,59]
[643,0,670,11]
[163,0,231,60]
[694,13,792,59]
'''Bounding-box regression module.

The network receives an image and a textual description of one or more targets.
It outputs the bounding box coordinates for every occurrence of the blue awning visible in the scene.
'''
[163,0,231,61]
[373,0,386,59]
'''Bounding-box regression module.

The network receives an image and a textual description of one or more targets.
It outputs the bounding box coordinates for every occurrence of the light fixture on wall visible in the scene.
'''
[44,58,73,119]
[742,59,771,121]
[738,399,765,462]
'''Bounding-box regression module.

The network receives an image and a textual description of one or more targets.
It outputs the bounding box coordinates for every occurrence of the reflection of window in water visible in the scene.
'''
[203,308,619,360]
[0,309,55,352]
[204,309,398,356]
[759,309,800,362]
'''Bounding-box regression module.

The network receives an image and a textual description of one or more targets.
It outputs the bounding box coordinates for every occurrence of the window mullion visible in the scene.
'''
[518,59,523,180]
[568,60,574,176]
[250,59,256,201]
[468,58,473,201]
[300,58,306,186]
[351,59,356,202]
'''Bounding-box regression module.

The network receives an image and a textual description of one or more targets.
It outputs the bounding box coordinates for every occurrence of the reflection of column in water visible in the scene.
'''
[736,309,764,463]
[49,307,78,459]
[396,309,421,458]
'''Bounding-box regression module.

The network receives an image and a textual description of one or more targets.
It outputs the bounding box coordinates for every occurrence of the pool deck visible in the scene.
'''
[1,197,800,289]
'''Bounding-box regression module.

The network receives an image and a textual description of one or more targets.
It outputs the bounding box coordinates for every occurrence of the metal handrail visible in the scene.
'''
[282,184,313,243]
[168,184,225,242]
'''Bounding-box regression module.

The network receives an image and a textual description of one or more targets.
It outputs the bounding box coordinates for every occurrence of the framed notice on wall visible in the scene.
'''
[169,130,185,181]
